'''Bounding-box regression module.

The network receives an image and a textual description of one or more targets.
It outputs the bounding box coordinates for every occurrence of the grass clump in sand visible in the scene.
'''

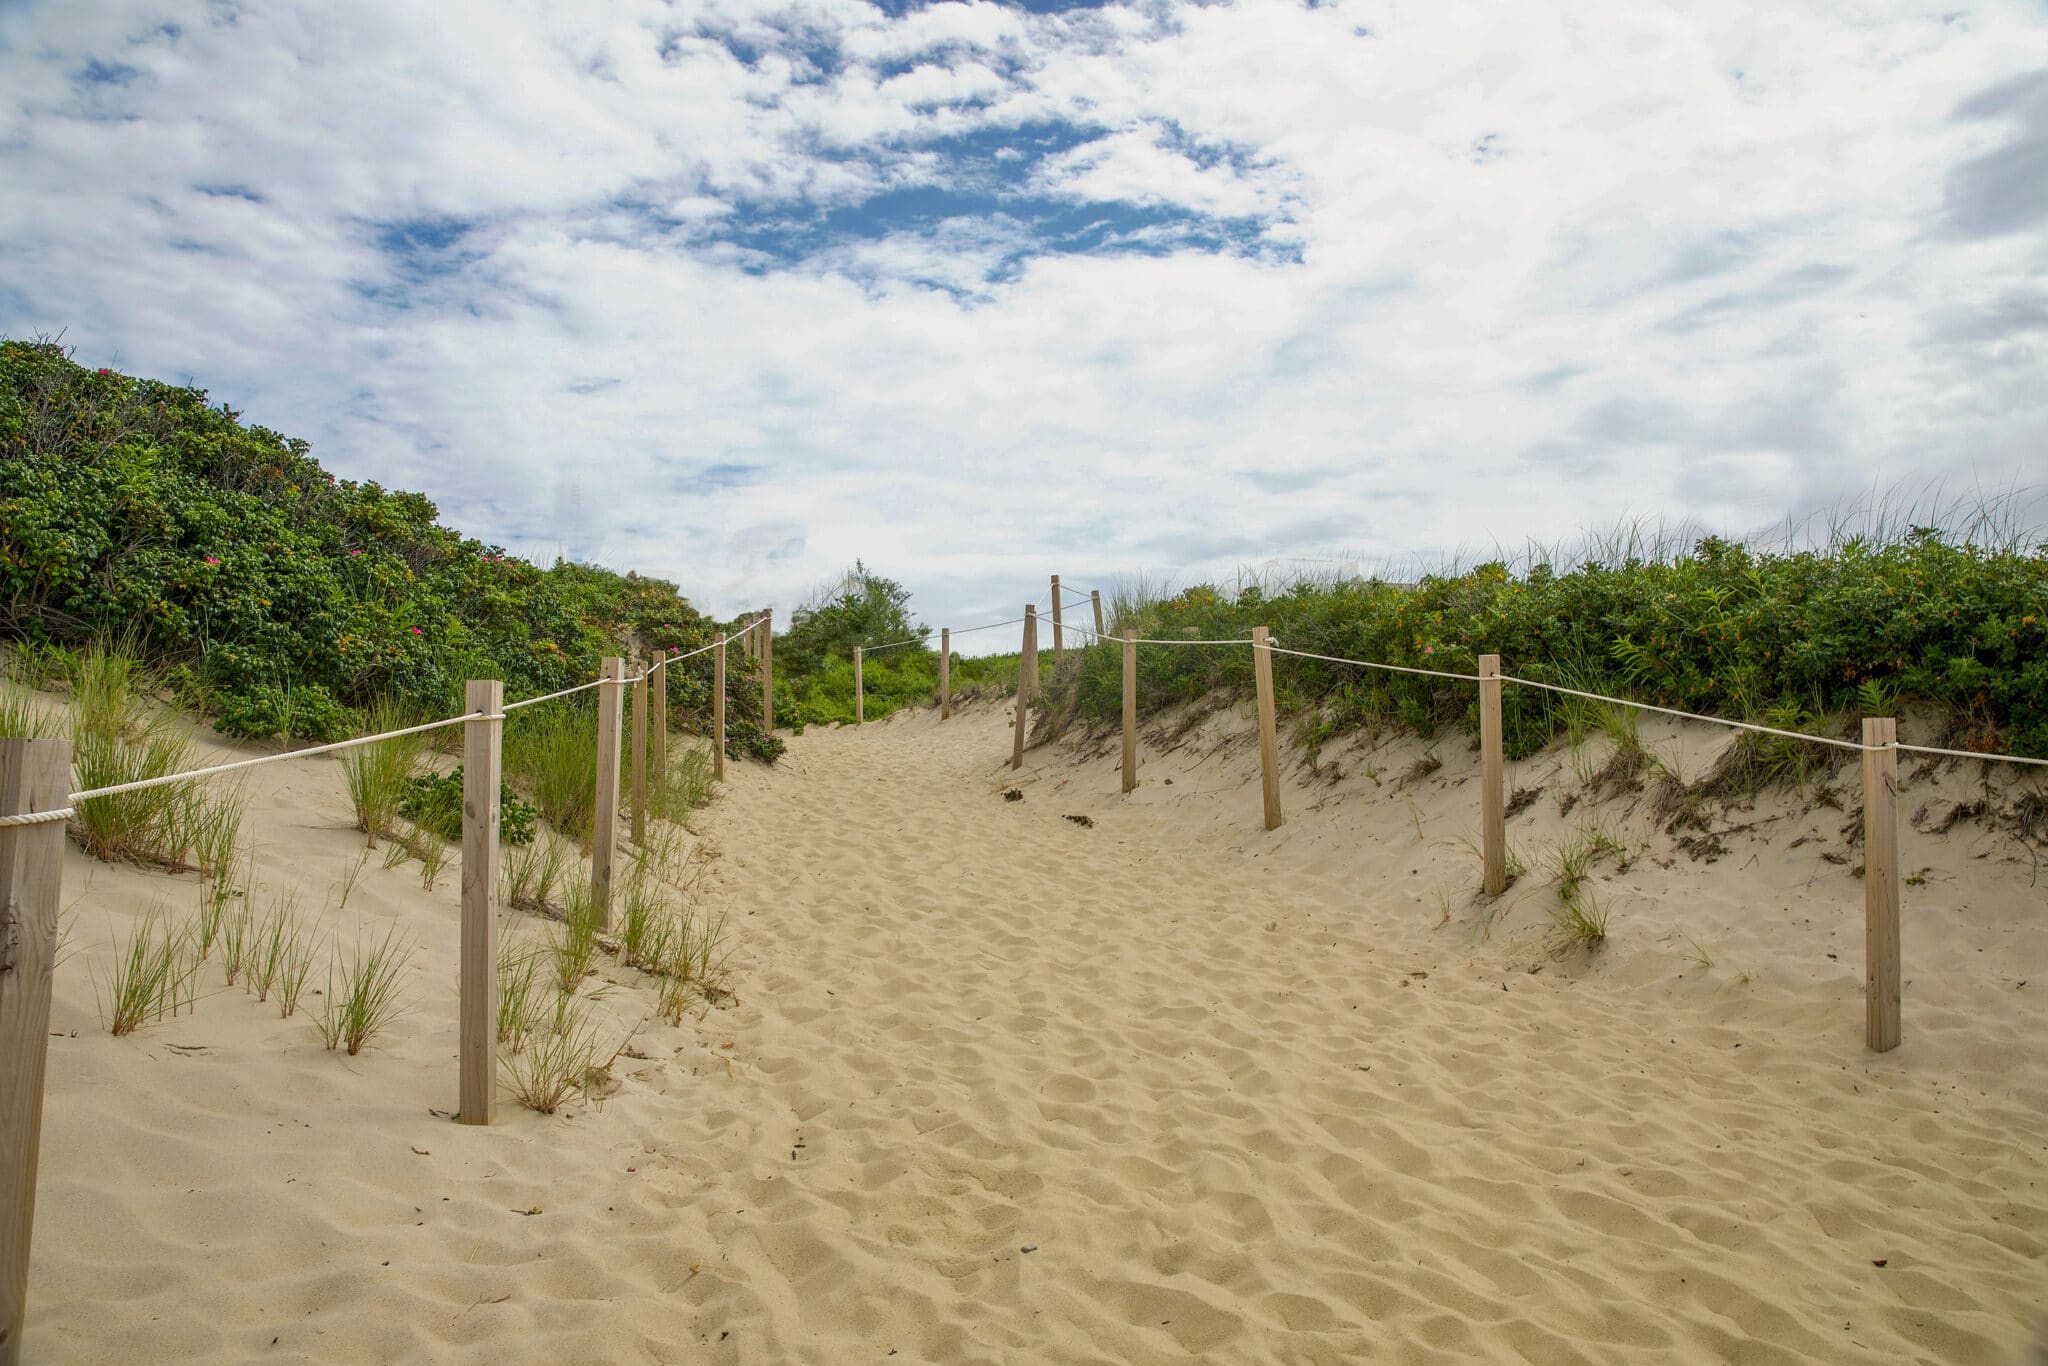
[503,831,570,913]
[95,903,203,1035]
[548,875,604,992]
[315,923,414,1055]
[1544,823,1623,954]
[505,704,597,841]
[502,987,624,1113]
[66,639,244,870]
[341,699,423,846]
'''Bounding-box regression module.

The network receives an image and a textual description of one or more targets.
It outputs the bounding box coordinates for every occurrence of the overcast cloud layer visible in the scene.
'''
[3,0,2045,634]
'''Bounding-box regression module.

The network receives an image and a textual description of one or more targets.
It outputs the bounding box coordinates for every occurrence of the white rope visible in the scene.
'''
[1896,742,2048,769]
[0,808,71,828]
[862,635,929,654]
[1265,642,1482,683]
[1499,675,1869,752]
[68,710,478,803]
[1059,620,1256,647]
[947,615,1033,637]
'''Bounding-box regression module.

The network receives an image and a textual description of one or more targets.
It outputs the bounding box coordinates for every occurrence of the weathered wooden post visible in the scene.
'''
[1050,575,1064,667]
[1251,627,1283,830]
[1,737,69,1365]
[1012,606,1037,770]
[591,655,624,929]
[1092,590,1106,642]
[651,656,668,798]
[630,655,648,845]
[712,634,727,782]
[855,646,865,726]
[1863,717,1901,1052]
[760,609,774,734]
[1122,627,1138,793]
[940,628,952,720]
[1479,653,1505,895]
[458,681,502,1126]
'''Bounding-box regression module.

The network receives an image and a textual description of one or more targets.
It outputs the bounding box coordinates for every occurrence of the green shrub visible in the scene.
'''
[0,339,771,762]
[398,767,537,844]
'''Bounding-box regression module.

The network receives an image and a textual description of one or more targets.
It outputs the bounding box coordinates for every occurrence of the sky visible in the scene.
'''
[2,0,2046,642]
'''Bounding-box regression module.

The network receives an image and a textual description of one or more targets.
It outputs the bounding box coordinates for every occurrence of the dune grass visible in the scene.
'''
[315,923,414,1055]
[341,699,423,847]
[548,875,603,992]
[503,829,570,913]
[496,938,549,1053]
[502,986,622,1114]
[505,703,597,841]
[95,903,203,1036]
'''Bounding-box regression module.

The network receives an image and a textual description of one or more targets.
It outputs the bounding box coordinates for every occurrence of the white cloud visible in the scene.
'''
[2,0,2045,643]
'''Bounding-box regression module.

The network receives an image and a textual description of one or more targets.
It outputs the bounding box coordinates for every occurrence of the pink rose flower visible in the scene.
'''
[205,556,220,565]
[410,626,423,636]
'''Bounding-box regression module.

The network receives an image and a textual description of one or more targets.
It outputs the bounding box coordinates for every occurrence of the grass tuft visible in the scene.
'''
[314,923,414,1056]
[341,699,423,846]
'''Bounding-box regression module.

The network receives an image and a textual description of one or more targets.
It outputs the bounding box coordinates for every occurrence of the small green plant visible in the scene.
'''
[315,924,415,1056]
[398,767,537,844]
[0,685,57,740]
[95,905,202,1036]
[341,700,423,847]
[277,923,318,1019]
[549,876,603,992]
[336,848,370,911]
[504,705,597,839]
[496,940,548,1053]
[218,896,255,987]
[655,904,733,1023]
[417,826,450,891]
[248,889,305,1003]
[184,783,245,882]
[502,832,568,912]
[1549,885,1610,954]
[619,871,665,971]
[502,987,620,1114]
[1680,935,1714,969]
[67,640,202,867]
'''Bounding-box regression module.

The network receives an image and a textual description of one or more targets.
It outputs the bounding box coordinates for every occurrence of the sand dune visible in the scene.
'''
[21,693,2048,1362]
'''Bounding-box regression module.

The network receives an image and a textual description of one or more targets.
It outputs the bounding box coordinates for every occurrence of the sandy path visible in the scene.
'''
[23,696,2048,1363]
[682,704,2048,1364]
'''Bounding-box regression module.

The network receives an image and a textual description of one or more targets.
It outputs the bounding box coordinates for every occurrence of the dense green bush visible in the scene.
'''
[1053,531,2048,760]
[400,767,537,844]
[0,339,773,757]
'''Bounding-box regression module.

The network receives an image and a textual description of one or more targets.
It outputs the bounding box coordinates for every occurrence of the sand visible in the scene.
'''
[19,688,2048,1363]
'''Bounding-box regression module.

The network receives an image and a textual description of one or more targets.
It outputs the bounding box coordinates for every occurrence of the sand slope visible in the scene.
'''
[22,693,2048,1363]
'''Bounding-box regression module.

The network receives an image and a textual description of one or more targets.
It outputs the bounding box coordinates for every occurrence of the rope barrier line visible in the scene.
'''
[862,635,929,654]
[1895,742,2048,769]
[1498,675,1872,754]
[948,615,1033,637]
[1265,642,1483,684]
[0,808,70,827]
[66,710,480,803]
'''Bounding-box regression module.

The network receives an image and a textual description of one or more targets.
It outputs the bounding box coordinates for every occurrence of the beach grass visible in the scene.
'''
[315,923,414,1056]
[341,699,423,846]
[95,903,202,1036]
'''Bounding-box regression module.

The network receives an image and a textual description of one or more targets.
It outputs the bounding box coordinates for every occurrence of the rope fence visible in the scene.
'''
[934,577,2046,1065]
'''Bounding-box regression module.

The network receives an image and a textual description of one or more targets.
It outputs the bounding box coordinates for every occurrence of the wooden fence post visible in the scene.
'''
[855,647,864,726]
[591,655,624,929]
[458,682,501,1126]
[1122,628,1138,793]
[1012,606,1036,770]
[630,655,648,846]
[651,656,668,799]
[940,628,951,720]
[1479,653,1506,896]
[1050,575,1064,667]
[1251,627,1283,830]
[1863,717,1901,1052]
[1092,590,1106,642]
[713,635,727,782]
[760,609,774,735]
[2,737,69,1366]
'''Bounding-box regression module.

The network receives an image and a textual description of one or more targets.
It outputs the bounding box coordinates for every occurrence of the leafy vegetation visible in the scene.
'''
[1047,518,2048,761]
[399,766,538,844]
[0,339,772,760]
